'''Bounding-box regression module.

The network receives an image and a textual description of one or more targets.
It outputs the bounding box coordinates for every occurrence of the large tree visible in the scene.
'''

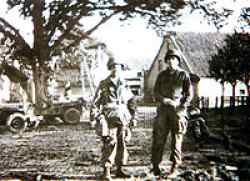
[238,33,250,96]
[209,31,250,97]
[0,0,238,112]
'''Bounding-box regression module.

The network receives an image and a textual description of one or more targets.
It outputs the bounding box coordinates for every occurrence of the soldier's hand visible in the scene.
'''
[90,120,96,129]
[163,98,177,107]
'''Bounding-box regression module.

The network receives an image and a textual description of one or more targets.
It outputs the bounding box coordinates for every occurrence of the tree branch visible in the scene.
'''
[46,1,92,43]
[53,12,116,54]
[50,13,86,51]
[0,17,34,60]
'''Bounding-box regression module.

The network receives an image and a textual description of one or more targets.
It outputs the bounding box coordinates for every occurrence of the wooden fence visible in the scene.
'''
[135,106,157,128]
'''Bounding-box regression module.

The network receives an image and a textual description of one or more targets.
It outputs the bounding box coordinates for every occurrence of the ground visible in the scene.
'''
[0,108,249,180]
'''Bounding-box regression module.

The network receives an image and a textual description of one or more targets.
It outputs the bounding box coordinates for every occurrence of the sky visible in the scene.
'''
[0,0,249,70]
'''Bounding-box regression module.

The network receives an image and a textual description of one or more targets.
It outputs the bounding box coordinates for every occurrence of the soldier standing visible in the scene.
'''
[151,49,192,178]
[91,57,136,180]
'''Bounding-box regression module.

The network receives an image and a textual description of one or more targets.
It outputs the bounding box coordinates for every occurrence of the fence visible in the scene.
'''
[135,106,157,128]
[200,96,249,110]
[135,96,249,128]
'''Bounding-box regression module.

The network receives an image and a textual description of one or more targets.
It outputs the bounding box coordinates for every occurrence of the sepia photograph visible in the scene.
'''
[0,0,249,180]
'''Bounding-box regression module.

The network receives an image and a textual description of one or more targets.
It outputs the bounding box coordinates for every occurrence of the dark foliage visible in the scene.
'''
[209,31,250,95]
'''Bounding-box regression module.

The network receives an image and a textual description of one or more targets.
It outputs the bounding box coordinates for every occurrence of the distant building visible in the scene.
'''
[124,71,144,96]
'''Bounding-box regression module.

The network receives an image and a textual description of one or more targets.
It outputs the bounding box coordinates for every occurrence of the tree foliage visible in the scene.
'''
[209,31,250,95]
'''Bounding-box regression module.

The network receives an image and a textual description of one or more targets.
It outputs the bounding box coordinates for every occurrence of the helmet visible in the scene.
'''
[164,49,181,63]
[107,57,117,70]
[107,57,125,70]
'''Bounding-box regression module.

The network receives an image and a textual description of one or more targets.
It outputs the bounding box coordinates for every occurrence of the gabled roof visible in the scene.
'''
[175,32,227,77]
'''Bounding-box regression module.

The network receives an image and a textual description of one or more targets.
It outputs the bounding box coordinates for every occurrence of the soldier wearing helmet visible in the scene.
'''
[151,49,192,178]
[164,49,181,64]
[91,57,136,180]
[106,57,117,70]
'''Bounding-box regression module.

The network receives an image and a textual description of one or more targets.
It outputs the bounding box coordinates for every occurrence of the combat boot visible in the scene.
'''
[102,166,112,181]
[167,161,179,179]
[151,164,161,176]
[116,166,130,178]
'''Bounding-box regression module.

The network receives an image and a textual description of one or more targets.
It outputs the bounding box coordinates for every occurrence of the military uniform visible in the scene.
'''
[151,50,192,176]
[91,67,135,178]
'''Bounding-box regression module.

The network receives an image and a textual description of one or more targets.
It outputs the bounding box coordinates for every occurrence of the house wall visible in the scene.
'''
[198,77,248,107]
[199,78,248,97]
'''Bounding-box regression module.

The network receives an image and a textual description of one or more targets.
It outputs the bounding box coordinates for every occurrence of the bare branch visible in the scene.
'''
[86,13,117,35]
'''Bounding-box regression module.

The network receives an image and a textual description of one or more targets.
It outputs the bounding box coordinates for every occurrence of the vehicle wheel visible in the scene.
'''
[6,113,27,133]
[63,107,81,124]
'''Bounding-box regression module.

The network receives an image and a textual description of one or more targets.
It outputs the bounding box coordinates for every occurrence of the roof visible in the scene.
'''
[174,32,227,77]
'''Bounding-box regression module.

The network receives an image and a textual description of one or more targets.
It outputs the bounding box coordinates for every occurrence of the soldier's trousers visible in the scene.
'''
[151,105,187,165]
[102,126,130,168]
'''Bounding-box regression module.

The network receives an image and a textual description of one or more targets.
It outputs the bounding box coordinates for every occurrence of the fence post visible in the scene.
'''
[247,97,250,118]
[220,96,225,127]
[240,96,245,106]
[200,96,205,111]
[215,97,218,110]
[206,97,209,111]
[220,96,224,109]
[229,96,235,113]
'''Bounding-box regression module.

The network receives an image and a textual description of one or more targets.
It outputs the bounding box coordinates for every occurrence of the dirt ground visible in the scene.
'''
[0,112,249,181]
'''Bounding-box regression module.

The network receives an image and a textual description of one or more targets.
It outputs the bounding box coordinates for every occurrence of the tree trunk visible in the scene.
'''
[231,81,237,109]
[33,66,49,115]
[221,82,225,109]
[221,82,225,96]
[245,80,250,96]
[232,81,236,97]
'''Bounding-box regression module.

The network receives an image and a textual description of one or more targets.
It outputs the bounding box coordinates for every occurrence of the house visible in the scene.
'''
[124,70,144,96]
[145,32,248,107]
